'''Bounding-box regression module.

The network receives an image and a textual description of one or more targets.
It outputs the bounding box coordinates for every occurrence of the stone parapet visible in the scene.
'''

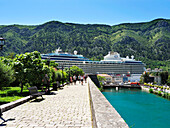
[88,78,129,128]
[0,96,31,113]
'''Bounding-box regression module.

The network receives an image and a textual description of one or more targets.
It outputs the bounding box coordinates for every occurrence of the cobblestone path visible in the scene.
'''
[0,82,92,128]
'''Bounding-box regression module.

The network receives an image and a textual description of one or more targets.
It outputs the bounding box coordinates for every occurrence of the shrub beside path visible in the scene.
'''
[0,81,92,128]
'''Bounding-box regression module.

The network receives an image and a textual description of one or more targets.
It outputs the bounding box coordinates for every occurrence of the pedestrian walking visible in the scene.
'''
[80,75,84,85]
[42,74,50,94]
[84,74,88,83]
[78,74,81,83]
[73,75,77,85]
[70,76,73,85]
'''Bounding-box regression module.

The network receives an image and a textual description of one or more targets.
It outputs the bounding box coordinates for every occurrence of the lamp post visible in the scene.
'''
[47,57,50,66]
[69,67,70,85]
[0,37,5,50]
[62,64,64,86]
[46,57,50,94]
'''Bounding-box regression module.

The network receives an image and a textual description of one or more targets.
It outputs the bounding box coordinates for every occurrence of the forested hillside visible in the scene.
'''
[0,18,170,69]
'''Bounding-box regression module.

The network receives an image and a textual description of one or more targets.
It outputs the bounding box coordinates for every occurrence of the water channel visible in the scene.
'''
[102,88,170,128]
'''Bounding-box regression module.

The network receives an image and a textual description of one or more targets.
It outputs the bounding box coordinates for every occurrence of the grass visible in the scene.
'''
[0,96,27,103]
[0,87,29,103]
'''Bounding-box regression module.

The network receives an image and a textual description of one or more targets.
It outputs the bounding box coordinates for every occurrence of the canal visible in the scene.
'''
[102,88,170,128]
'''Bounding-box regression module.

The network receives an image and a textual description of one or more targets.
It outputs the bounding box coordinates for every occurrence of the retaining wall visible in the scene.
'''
[0,96,31,114]
[88,78,129,128]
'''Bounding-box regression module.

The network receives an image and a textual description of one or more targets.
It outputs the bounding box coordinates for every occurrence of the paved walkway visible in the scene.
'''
[0,81,92,128]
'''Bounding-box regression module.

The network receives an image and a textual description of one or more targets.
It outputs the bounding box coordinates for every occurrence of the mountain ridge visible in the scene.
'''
[0,18,170,69]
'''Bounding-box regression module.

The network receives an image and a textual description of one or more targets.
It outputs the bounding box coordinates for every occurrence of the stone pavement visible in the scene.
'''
[0,81,92,128]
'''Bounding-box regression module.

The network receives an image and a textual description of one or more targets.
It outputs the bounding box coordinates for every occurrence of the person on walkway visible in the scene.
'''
[70,76,73,85]
[73,75,77,85]
[84,74,88,83]
[80,75,84,85]
[78,74,81,83]
[42,74,50,94]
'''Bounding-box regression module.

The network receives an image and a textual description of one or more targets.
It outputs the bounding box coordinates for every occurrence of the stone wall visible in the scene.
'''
[0,96,31,113]
[88,78,129,128]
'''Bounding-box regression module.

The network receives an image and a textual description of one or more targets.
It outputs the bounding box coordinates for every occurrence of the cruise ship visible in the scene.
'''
[41,48,145,81]
[41,48,91,62]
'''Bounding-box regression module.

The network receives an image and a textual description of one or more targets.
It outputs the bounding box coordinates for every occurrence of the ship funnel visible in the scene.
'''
[131,55,134,59]
[126,56,129,59]
[74,50,77,55]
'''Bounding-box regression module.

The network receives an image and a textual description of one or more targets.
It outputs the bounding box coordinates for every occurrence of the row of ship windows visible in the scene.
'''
[57,61,143,65]
[55,60,143,64]
[60,66,144,70]
[84,69,143,72]
[60,64,143,67]
[83,68,144,71]
[59,62,143,65]
[82,68,143,70]
[83,70,143,73]
[83,68,143,70]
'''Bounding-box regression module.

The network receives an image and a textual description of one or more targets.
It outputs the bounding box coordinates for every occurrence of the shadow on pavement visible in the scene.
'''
[0,118,15,126]
[30,98,45,103]
[44,92,57,95]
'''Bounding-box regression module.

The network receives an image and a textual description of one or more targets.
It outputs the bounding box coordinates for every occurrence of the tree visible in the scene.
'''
[97,75,106,91]
[6,52,16,59]
[0,60,15,89]
[142,72,150,83]
[56,70,68,83]
[13,51,51,93]
[97,75,106,83]
[62,70,68,83]
[167,75,170,86]
[43,60,58,68]
[69,66,84,77]
[160,71,169,85]
[50,68,58,83]
[49,61,58,68]
[0,57,14,66]
[13,59,25,93]
[56,70,62,82]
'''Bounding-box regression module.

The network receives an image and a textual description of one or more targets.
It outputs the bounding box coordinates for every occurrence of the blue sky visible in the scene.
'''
[1,0,170,25]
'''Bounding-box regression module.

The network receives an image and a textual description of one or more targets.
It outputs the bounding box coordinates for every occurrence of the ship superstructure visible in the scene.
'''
[41,47,90,62]
[41,48,145,81]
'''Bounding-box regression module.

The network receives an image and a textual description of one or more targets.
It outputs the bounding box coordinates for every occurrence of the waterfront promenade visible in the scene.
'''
[0,82,92,128]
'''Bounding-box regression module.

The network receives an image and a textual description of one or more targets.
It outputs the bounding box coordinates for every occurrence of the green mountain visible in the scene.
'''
[0,18,170,69]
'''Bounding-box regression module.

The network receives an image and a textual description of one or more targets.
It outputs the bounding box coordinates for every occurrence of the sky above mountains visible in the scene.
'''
[1,0,170,25]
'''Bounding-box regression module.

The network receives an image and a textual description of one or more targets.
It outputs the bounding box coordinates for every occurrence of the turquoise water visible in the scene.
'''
[102,88,170,128]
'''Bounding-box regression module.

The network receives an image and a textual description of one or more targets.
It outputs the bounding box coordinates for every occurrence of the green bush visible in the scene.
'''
[0,60,15,89]
[162,93,167,98]
[51,68,57,83]
[158,91,162,96]
[167,75,170,86]
[149,88,153,93]
[98,87,104,92]
[56,70,62,82]
[69,66,84,77]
